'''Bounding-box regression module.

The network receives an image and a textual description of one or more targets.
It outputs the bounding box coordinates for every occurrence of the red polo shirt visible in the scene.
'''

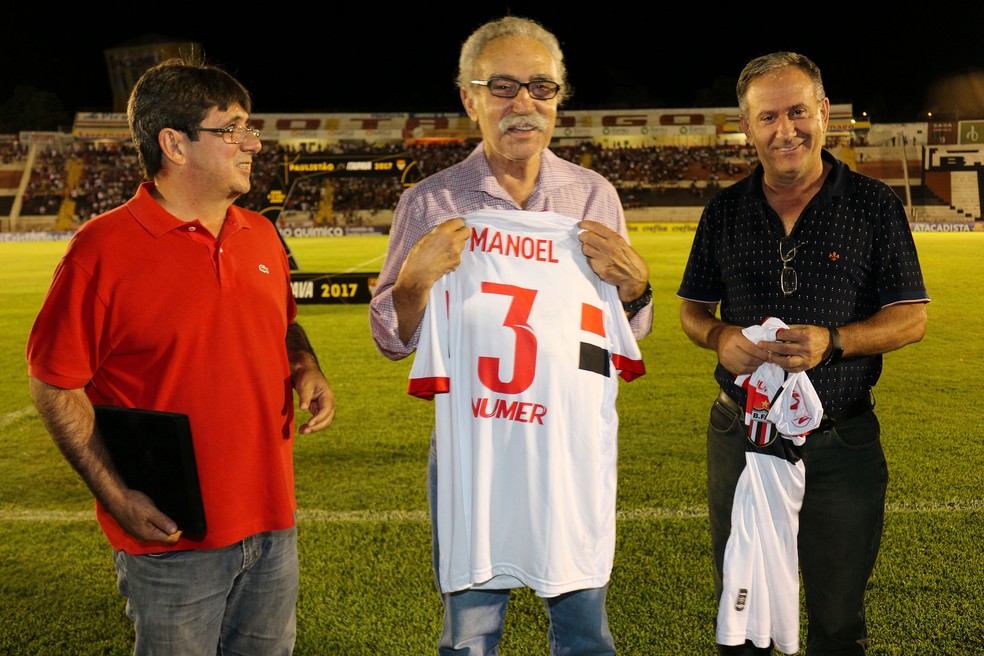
[27,182,299,554]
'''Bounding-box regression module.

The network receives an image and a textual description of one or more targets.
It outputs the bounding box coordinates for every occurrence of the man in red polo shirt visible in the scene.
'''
[26,58,334,654]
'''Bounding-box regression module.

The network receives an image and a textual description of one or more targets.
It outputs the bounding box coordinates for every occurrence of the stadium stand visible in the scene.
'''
[8,35,971,233]
[6,139,760,230]
[1,116,980,232]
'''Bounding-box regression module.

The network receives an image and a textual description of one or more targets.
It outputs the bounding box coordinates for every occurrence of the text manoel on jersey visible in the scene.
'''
[469,226,560,263]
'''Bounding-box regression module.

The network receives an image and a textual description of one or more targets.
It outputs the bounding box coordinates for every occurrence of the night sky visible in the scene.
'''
[4,9,984,124]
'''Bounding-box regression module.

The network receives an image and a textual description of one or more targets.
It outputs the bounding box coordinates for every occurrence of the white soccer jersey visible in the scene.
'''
[717,317,824,654]
[716,451,805,654]
[409,209,645,597]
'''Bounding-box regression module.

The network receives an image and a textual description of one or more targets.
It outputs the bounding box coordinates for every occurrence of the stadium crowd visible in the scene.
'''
[0,138,28,164]
[14,139,760,223]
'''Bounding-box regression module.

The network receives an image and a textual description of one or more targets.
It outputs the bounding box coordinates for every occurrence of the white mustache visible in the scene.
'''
[498,113,550,132]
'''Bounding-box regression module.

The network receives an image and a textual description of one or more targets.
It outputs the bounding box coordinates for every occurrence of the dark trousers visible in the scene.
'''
[707,395,887,655]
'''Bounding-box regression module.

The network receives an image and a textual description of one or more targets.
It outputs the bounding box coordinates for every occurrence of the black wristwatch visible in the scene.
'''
[621,282,652,314]
[822,326,844,366]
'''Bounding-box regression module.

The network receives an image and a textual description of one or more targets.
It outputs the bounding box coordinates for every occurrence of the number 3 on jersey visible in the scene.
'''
[477,281,537,395]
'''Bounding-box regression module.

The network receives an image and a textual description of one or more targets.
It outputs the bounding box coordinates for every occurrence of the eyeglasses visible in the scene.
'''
[471,77,561,100]
[193,125,261,144]
[779,237,803,296]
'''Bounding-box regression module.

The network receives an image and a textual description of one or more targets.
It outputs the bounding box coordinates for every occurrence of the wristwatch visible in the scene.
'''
[621,282,652,314]
[822,326,844,366]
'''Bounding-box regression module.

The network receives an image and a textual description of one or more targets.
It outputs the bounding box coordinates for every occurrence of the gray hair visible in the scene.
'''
[457,16,569,104]
[736,52,825,116]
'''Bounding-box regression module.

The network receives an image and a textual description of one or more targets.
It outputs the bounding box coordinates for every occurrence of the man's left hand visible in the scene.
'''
[294,368,335,434]
[761,325,829,372]
[577,220,649,301]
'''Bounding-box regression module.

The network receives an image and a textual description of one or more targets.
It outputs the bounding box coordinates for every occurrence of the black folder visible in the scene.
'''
[94,405,207,537]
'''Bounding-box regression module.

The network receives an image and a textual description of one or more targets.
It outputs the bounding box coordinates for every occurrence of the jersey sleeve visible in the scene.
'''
[407,280,451,400]
[606,284,646,382]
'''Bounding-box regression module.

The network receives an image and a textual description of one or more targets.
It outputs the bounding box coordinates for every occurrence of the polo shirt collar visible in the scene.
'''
[742,148,853,204]
[125,181,255,237]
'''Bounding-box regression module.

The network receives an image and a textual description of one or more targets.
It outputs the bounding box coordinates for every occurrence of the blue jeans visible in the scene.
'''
[707,395,887,655]
[438,586,615,655]
[113,527,299,656]
[428,438,615,655]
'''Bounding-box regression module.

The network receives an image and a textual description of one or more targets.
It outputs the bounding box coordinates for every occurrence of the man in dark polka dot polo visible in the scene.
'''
[677,52,930,656]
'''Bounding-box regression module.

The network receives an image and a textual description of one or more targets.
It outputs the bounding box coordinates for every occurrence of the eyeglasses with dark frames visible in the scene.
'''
[192,125,261,144]
[779,237,804,296]
[470,77,561,100]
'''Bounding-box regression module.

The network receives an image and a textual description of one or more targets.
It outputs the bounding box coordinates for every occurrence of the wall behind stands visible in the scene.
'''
[68,105,858,149]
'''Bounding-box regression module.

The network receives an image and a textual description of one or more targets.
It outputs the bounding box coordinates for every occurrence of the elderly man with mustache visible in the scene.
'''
[369,15,652,656]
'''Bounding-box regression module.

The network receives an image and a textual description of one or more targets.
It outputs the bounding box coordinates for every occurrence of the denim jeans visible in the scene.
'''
[438,586,615,655]
[113,526,299,656]
[707,395,887,655]
[428,436,615,655]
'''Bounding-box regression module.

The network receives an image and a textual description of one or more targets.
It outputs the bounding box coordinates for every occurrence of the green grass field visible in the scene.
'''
[1,230,982,655]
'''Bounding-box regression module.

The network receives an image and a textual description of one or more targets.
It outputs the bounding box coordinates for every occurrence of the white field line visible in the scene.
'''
[6,407,981,522]
[1,406,36,428]
[2,500,982,524]
[342,253,386,273]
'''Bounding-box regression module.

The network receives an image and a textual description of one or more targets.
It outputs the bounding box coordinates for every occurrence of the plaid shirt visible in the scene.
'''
[370,143,651,359]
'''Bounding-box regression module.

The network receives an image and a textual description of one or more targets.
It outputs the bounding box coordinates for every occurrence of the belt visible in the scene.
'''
[716,389,874,432]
